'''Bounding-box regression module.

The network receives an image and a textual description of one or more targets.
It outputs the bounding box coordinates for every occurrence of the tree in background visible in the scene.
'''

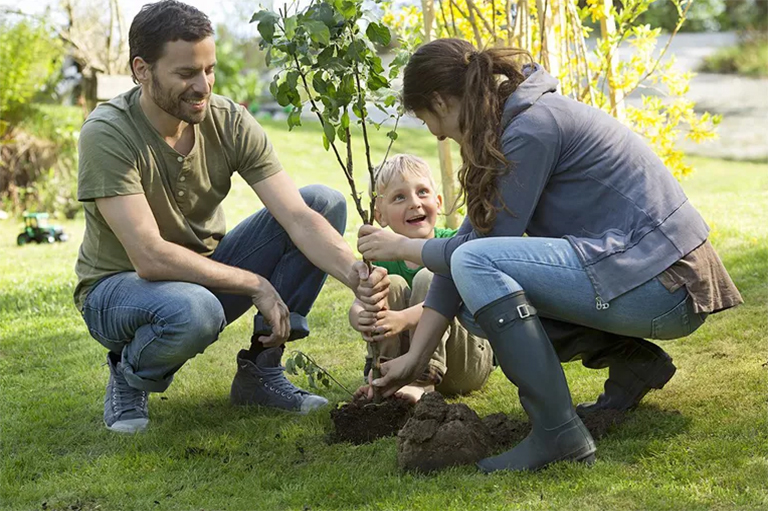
[383,0,720,185]
[0,14,81,218]
[58,0,131,111]
[0,17,64,138]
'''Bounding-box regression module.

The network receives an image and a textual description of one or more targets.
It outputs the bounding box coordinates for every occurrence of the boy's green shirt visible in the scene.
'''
[373,227,457,287]
[74,86,283,311]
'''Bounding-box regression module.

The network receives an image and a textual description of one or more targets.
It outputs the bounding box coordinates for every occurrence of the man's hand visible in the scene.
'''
[250,279,290,347]
[353,264,389,312]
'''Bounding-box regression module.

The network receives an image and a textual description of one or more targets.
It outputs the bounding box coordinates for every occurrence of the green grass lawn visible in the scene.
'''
[1,119,767,511]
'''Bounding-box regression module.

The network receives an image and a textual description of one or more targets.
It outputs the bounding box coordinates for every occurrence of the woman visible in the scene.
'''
[357,38,742,473]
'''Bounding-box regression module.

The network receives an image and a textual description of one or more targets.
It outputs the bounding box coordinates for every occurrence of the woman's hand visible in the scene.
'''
[357,225,409,262]
[370,352,425,399]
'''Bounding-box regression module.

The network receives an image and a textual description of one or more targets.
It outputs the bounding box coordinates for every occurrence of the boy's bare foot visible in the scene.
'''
[397,383,435,403]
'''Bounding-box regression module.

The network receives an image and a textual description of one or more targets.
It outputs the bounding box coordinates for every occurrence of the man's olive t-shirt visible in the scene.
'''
[74,87,282,310]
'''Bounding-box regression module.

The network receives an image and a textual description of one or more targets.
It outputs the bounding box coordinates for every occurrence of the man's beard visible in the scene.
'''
[149,71,209,125]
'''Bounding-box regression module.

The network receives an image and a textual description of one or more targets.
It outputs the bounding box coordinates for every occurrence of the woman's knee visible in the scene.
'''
[300,184,347,234]
[450,242,491,291]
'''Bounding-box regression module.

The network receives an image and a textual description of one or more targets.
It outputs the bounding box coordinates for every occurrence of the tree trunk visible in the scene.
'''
[423,0,461,229]
[536,0,559,78]
[599,0,624,120]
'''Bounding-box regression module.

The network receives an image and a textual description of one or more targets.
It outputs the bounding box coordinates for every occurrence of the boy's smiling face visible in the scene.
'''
[375,172,442,240]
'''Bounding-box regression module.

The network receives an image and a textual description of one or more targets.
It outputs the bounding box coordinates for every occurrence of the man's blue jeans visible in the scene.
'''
[81,185,347,392]
[451,237,707,341]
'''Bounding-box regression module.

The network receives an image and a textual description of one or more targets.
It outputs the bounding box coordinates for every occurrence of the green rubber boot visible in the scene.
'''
[542,318,676,413]
[474,292,596,473]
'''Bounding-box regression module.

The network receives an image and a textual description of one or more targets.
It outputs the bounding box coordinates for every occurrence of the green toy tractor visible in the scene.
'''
[17,212,68,245]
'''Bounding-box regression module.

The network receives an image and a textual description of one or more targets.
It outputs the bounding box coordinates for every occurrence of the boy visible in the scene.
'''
[348,155,494,401]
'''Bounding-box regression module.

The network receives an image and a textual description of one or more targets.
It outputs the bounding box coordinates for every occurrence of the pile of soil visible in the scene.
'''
[397,392,629,473]
[330,397,414,445]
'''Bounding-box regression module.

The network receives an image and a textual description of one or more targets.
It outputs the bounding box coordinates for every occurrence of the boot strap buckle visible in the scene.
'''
[517,304,534,319]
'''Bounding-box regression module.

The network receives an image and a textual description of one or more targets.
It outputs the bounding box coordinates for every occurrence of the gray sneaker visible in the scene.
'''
[104,353,149,433]
[230,348,328,414]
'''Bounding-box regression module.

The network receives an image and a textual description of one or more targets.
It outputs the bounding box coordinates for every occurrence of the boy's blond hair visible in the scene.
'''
[372,154,437,198]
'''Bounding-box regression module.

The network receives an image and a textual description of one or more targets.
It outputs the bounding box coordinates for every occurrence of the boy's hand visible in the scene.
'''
[362,309,408,342]
[357,225,407,261]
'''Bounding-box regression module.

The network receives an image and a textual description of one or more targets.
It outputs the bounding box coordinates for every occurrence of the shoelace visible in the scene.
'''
[259,365,307,396]
[112,376,148,415]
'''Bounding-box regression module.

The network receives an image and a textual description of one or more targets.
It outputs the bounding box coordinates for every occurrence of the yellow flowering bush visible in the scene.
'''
[382,0,720,180]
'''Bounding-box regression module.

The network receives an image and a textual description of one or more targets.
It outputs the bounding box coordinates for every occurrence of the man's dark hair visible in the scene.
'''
[128,0,214,82]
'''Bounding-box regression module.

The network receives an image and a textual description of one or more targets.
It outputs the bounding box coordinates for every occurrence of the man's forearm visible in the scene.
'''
[141,239,263,295]
[289,209,358,289]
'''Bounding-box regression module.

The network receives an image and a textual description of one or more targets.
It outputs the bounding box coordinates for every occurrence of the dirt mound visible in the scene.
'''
[397,392,630,473]
[397,393,496,472]
[330,397,414,445]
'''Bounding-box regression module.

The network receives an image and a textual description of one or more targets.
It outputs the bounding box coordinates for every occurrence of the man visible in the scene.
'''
[75,0,387,433]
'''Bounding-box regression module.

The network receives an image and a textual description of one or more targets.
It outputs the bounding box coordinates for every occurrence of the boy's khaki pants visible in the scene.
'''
[368,269,494,396]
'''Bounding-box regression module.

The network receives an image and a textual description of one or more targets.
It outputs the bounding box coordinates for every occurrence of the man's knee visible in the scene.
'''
[171,291,226,357]
[300,185,347,234]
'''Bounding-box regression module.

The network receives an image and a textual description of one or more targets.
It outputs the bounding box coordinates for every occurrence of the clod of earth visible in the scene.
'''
[330,396,414,444]
[397,392,630,473]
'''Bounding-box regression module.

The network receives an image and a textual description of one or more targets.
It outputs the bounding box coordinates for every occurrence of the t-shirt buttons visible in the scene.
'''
[177,156,184,162]
[179,176,186,182]
[178,191,185,197]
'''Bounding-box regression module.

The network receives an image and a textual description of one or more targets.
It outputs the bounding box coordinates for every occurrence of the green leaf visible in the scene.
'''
[387,130,398,141]
[322,133,330,151]
[295,356,305,369]
[368,55,384,74]
[287,108,302,131]
[312,73,328,94]
[284,15,297,39]
[311,2,338,26]
[285,358,296,374]
[337,125,348,143]
[307,373,315,389]
[367,73,388,91]
[338,1,358,19]
[323,121,336,145]
[305,20,331,46]
[251,11,279,43]
[317,47,335,66]
[286,70,299,89]
[365,22,391,47]
[341,110,350,129]
[346,40,367,61]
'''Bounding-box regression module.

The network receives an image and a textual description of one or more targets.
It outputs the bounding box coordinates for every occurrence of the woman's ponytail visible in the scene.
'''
[402,39,531,233]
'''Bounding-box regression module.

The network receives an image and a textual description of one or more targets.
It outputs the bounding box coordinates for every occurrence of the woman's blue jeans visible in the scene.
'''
[81,185,347,392]
[451,237,707,341]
